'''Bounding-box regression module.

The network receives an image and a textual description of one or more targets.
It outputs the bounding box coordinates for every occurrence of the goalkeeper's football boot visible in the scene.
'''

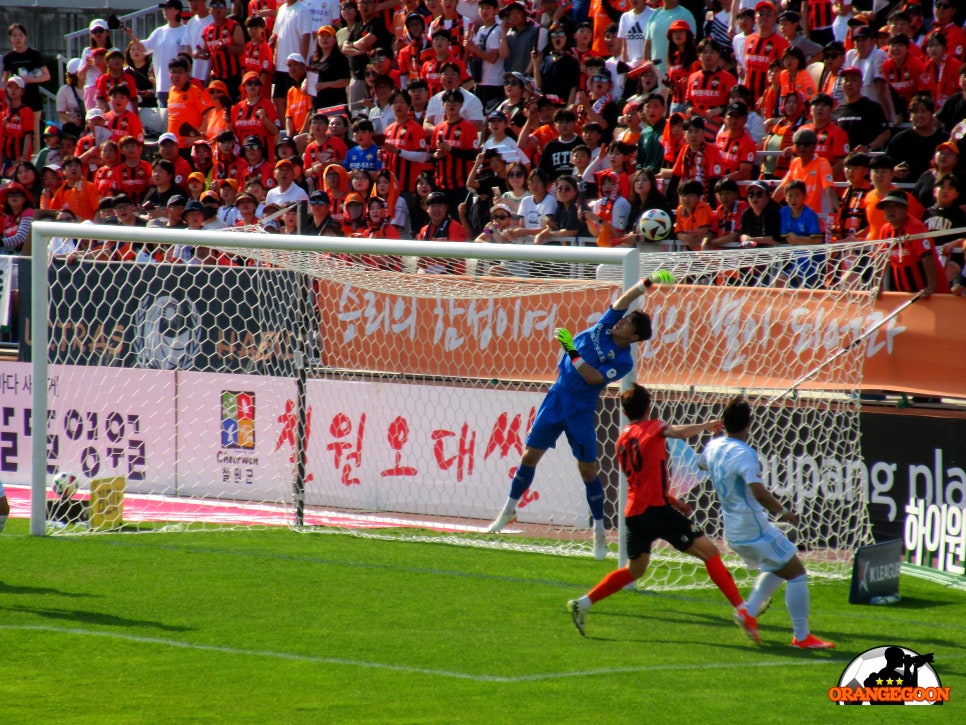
[486,509,516,533]
[567,599,587,636]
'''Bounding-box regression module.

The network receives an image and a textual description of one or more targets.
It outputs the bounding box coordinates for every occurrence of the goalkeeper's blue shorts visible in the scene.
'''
[525,386,597,463]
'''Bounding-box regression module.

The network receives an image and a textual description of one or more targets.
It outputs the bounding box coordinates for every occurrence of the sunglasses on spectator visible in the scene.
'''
[244,144,261,149]
[550,31,566,37]
[747,190,765,198]
[245,80,261,86]
[556,185,574,192]
[491,213,510,220]
[503,80,520,86]
[91,28,107,33]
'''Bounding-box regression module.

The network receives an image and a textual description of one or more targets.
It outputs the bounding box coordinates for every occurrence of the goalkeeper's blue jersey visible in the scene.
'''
[553,306,634,407]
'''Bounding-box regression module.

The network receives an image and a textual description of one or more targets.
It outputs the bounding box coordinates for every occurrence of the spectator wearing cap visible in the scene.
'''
[1,182,35,255]
[239,135,276,190]
[266,158,311,206]
[56,58,87,138]
[482,109,528,165]
[778,10,823,63]
[844,24,893,121]
[913,140,960,210]
[162,194,189,228]
[241,15,274,98]
[923,31,963,113]
[686,39,736,141]
[308,25,350,112]
[283,53,313,142]
[33,126,62,171]
[270,0,313,120]
[832,65,890,152]
[499,2,539,76]
[773,127,839,224]
[381,90,431,195]
[863,154,925,241]
[122,1,187,107]
[716,102,758,182]
[156,131,195,186]
[663,20,698,115]
[200,0,245,101]
[878,189,950,297]
[881,33,926,124]
[49,156,100,221]
[305,189,342,236]
[738,179,783,248]
[164,57,216,148]
[415,190,468,274]
[886,93,949,183]
[79,20,112,110]
[740,1,789,98]
[800,93,850,180]
[932,0,966,63]
[815,39,846,104]
[232,71,282,163]
[493,73,530,139]
[837,151,872,238]
[424,62,486,132]
[642,0,696,70]
[2,77,35,174]
[341,0,394,106]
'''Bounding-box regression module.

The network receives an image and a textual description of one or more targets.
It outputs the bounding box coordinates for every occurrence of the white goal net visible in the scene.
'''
[28,221,892,589]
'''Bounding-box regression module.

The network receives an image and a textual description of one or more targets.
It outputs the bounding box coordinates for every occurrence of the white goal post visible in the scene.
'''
[28,220,892,590]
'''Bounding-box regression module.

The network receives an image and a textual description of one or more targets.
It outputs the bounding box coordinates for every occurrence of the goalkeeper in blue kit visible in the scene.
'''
[486,270,675,559]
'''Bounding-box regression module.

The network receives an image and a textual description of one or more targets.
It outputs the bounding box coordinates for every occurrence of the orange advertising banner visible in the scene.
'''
[316,283,966,399]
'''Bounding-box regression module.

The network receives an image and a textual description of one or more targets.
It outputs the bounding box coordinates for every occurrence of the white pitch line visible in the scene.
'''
[0,625,847,682]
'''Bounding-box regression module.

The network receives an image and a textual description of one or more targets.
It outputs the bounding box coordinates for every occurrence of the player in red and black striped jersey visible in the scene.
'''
[565,384,750,639]
[113,136,153,204]
[801,93,850,179]
[95,49,139,111]
[881,34,926,122]
[686,39,736,143]
[420,30,472,96]
[383,89,431,194]
[202,6,245,99]
[716,102,758,182]
[879,190,950,296]
[302,114,350,190]
[232,71,281,162]
[104,86,145,145]
[427,0,469,50]
[743,7,790,98]
[431,89,480,214]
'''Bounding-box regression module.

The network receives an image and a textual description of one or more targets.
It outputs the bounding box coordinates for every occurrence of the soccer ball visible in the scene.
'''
[637,208,673,243]
[52,472,79,498]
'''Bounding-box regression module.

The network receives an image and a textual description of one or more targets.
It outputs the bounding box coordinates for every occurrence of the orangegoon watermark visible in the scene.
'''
[830,646,949,706]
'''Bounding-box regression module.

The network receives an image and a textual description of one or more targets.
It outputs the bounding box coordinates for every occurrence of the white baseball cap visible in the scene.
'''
[158,132,179,144]
[286,53,306,65]
[90,19,109,32]
[6,76,25,89]
[86,107,106,121]
[67,58,82,75]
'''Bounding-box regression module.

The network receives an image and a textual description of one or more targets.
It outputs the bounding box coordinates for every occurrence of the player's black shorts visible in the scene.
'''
[626,505,702,559]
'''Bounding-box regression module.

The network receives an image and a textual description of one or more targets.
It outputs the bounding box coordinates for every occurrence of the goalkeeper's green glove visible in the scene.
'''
[554,327,580,360]
[638,269,676,291]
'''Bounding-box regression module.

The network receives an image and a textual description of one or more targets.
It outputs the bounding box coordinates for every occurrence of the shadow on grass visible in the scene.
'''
[2,605,194,633]
[0,582,99,598]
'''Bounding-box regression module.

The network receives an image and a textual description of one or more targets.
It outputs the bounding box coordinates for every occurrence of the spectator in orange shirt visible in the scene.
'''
[779,46,817,102]
[675,178,714,250]
[862,154,925,241]
[104,85,145,145]
[284,53,313,144]
[881,33,925,124]
[242,14,274,95]
[923,31,963,110]
[773,127,839,225]
[166,57,216,148]
[231,71,281,162]
[801,93,851,180]
[50,155,100,221]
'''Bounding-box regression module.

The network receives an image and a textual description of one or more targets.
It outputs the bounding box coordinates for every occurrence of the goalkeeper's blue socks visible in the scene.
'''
[584,477,605,521]
[508,464,535,500]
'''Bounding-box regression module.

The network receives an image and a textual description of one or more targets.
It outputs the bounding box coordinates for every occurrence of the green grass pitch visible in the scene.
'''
[1,520,963,723]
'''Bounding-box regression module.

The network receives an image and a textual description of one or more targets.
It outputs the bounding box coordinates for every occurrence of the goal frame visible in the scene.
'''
[28,221,645,554]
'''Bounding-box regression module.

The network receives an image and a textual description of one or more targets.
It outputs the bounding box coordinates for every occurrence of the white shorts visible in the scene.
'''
[729,523,798,573]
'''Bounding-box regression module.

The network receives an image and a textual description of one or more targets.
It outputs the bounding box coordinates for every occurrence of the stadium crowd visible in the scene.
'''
[1,0,966,294]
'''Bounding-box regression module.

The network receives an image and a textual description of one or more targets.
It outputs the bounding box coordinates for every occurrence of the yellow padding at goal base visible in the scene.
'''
[89,477,125,530]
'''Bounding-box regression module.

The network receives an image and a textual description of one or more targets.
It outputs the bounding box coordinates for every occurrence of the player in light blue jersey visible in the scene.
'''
[486,270,674,559]
[0,478,8,532]
[700,397,835,649]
